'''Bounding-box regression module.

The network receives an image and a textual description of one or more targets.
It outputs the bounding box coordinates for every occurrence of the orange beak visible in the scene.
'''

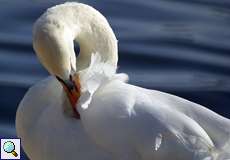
[56,75,81,119]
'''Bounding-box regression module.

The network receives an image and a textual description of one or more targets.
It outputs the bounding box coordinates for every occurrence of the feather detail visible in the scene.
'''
[78,52,127,94]
[77,53,128,110]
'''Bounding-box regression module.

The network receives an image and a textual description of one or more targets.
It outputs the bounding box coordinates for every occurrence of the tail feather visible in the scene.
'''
[151,91,230,159]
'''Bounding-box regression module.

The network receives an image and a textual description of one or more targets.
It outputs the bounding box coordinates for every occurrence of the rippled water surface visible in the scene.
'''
[0,0,230,159]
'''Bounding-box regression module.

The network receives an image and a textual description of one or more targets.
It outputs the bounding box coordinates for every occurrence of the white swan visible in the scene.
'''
[16,2,230,160]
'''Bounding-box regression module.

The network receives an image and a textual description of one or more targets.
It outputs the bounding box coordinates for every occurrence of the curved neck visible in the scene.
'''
[33,3,118,79]
[74,13,118,71]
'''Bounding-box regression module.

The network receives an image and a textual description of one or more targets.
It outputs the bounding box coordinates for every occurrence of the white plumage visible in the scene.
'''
[16,76,113,160]
[78,53,230,160]
[16,2,230,160]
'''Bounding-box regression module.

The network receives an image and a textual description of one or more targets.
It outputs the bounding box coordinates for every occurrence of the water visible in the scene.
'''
[0,0,230,159]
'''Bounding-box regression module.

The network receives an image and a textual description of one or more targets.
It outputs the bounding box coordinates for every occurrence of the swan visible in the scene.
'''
[16,2,230,160]
[16,3,115,160]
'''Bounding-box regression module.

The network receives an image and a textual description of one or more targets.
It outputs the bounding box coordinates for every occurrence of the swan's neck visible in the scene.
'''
[33,3,118,79]
[75,18,118,71]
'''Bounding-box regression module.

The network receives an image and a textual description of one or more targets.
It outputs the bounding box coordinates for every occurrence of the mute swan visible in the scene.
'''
[16,2,230,160]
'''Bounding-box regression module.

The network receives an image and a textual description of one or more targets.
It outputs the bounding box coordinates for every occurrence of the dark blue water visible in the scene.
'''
[0,0,230,159]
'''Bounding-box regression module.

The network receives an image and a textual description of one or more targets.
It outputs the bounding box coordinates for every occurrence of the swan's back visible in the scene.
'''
[79,78,230,160]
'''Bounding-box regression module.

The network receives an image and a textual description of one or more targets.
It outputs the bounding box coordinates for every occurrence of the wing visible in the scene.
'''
[130,87,216,159]
[81,80,218,159]
[146,89,230,158]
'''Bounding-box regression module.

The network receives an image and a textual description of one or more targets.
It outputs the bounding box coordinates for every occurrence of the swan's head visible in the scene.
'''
[32,3,118,118]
